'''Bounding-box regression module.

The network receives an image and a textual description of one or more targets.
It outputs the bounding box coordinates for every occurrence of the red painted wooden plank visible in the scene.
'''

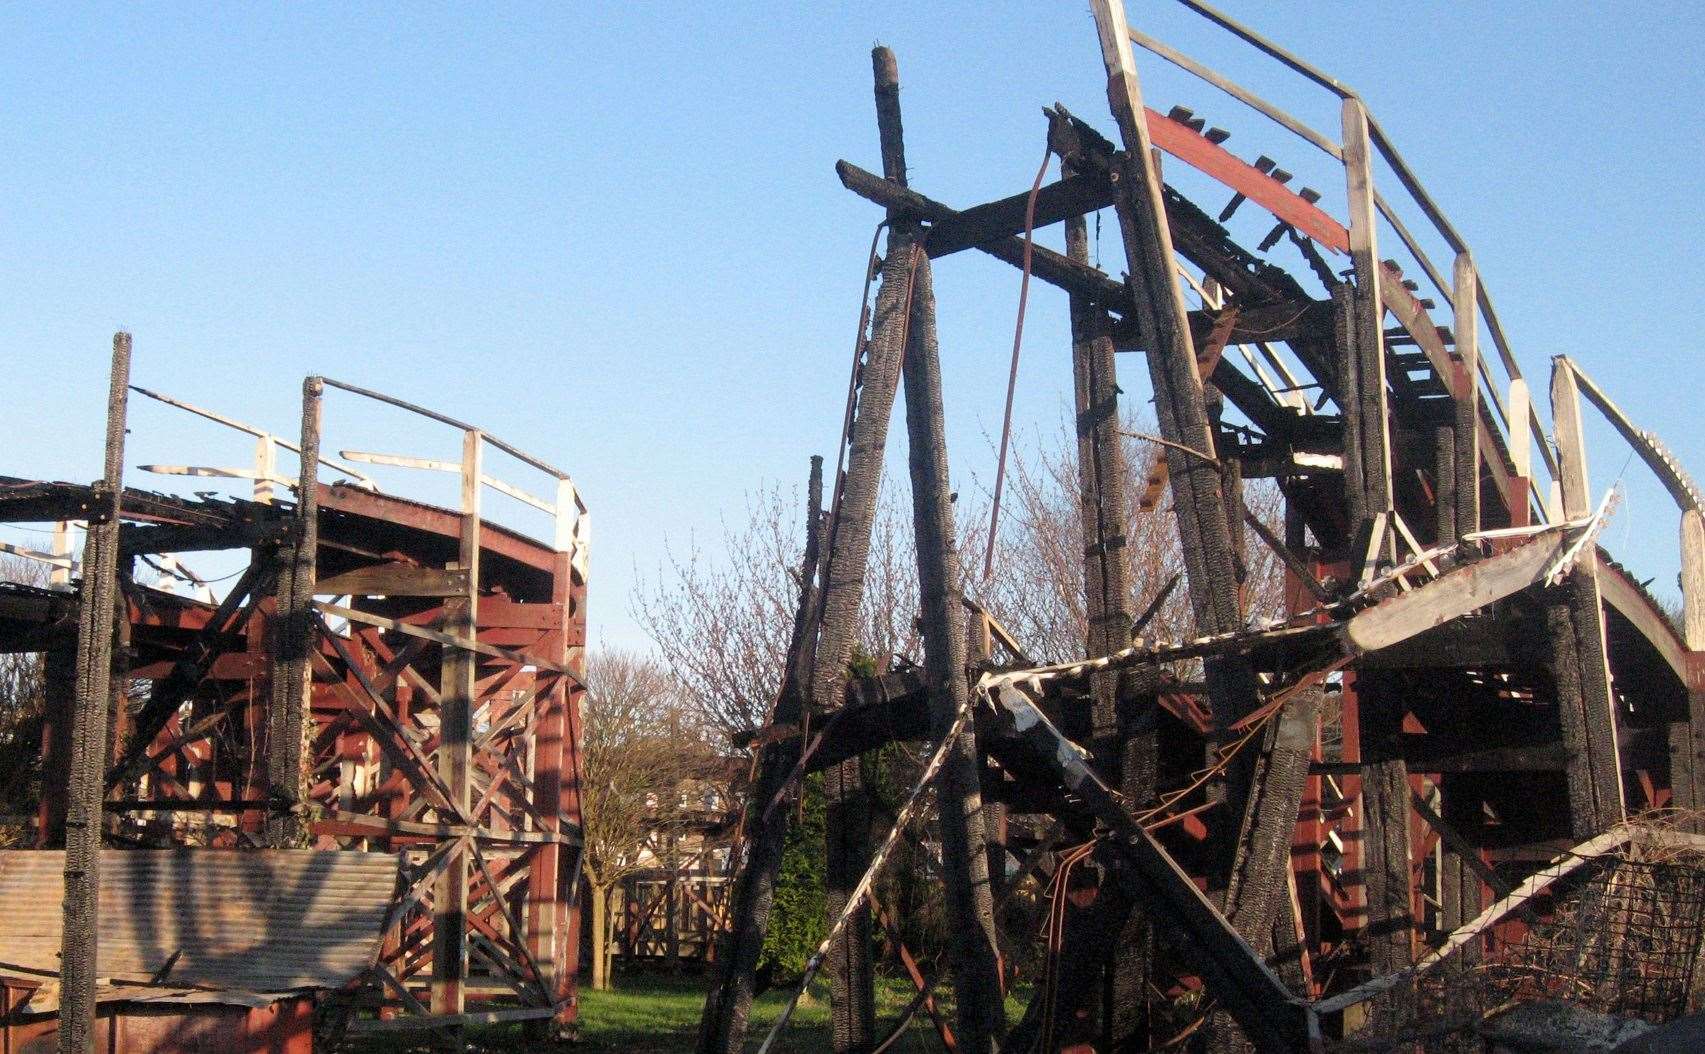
[1145,108,1349,254]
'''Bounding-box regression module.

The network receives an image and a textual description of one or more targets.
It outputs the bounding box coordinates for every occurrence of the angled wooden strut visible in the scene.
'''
[993,685,1317,1052]
[1088,0,1264,882]
[696,458,824,1053]
[1548,361,1625,837]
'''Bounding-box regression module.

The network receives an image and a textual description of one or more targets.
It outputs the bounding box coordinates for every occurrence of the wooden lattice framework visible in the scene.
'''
[3,372,589,1045]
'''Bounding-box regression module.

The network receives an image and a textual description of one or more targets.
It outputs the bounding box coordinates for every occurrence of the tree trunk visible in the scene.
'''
[589,880,611,991]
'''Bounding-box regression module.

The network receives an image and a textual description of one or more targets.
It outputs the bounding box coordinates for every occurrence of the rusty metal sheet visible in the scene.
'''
[0,849,398,1011]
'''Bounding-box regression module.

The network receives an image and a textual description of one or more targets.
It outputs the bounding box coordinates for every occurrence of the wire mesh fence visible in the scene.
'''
[1344,831,1705,1051]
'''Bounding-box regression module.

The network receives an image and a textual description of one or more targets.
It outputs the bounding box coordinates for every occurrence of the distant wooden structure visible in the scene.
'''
[1,367,589,1048]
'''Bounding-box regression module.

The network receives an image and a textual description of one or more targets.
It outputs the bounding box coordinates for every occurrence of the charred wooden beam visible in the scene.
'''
[59,332,132,1054]
[697,458,825,1053]
[266,377,323,851]
[925,170,1114,257]
[1091,0,1260,885]
[1056,149,1153,1047]
[883,46,1006,1050]
[1548,363,1625,837]
[836,159,1122,306]
[993,681,1315,1051]
[117,517,287,557]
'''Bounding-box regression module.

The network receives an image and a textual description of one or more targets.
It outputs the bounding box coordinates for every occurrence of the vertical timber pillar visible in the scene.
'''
[878,45,1006,1051]
[1549,362,1625,836]
[434,429,482,1032]
[37,640,76,846]
[1340,97,1415,1020]
[527,477,582,1037]
[1673,510,1705,831]
[266,376,321,847]
[901,208,1007,1054]
[1451,253,1481,539]
[1060,145,1153,1048]
[58,331,131,1054]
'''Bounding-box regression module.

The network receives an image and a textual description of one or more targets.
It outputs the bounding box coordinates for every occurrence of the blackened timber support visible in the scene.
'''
[1065,156,1155,1050]
[1674,509,1705,830]
[994,686,1316,1052]
[1549,361,1626,835]
[1089,0,1258,865]
[266,376,322,847]
[58,331,131,1054]
[880,45,1005,1051]
[36,640,76,845]
[1339,99,1395,552]
[1209,686,1322,1051]
[697,459,825,1054]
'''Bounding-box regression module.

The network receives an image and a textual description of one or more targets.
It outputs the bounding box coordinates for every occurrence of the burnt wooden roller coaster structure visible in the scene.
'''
[697,2,1705,1052]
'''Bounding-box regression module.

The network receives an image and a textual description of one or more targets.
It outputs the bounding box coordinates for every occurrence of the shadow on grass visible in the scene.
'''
[345,967,1028,1052]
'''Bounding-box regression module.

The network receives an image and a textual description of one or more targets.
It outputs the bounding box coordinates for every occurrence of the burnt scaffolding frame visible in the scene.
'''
[6,353,589,1050]
[696,1,1705,1051]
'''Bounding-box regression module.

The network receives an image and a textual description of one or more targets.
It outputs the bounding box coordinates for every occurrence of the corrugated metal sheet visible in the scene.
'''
[0,849,398,1008]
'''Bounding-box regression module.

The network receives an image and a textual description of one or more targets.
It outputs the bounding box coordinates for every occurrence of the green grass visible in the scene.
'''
[571,968,985,1052]
[351,968,1028,1052]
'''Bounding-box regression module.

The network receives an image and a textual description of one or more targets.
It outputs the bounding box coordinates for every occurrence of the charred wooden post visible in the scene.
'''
[901,240,1008,1054]
[1048,137,1156,1047]
[697,459,826,1053]
[1089,0,1258,821]
[265,375,322,847]
[1549,361,1626,836]
[1674,509,1705,830]
[879,45,1007,1050]
[58,331,132,1054]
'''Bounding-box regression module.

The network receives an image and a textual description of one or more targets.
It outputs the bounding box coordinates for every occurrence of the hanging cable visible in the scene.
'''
[983,143,1054,580]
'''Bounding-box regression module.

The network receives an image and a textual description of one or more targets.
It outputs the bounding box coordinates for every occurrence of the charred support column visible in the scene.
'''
[1089,1,1259,874]
[58,332,132,1054]
[1549,362,1625,836]
[1338,100,1395,553]
[1338,99,1416,1012]
[433,428,482,1029]
[902,230,1007,1054]
[1438,253,1484,922]
[1674,510,1705,831]
[1061,152,1154,1048]
[696,461,825,1054]
[265,376,321,847]
[878,46,1005,1051]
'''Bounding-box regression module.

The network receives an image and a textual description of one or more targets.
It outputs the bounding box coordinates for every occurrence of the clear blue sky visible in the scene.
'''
[3,2,1701,647]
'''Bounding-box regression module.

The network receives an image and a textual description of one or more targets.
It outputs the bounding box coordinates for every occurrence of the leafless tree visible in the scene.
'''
[979,415,1287,664]
[579,647,721,990]
[633,486,921,746]
[636,412,1289,739]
